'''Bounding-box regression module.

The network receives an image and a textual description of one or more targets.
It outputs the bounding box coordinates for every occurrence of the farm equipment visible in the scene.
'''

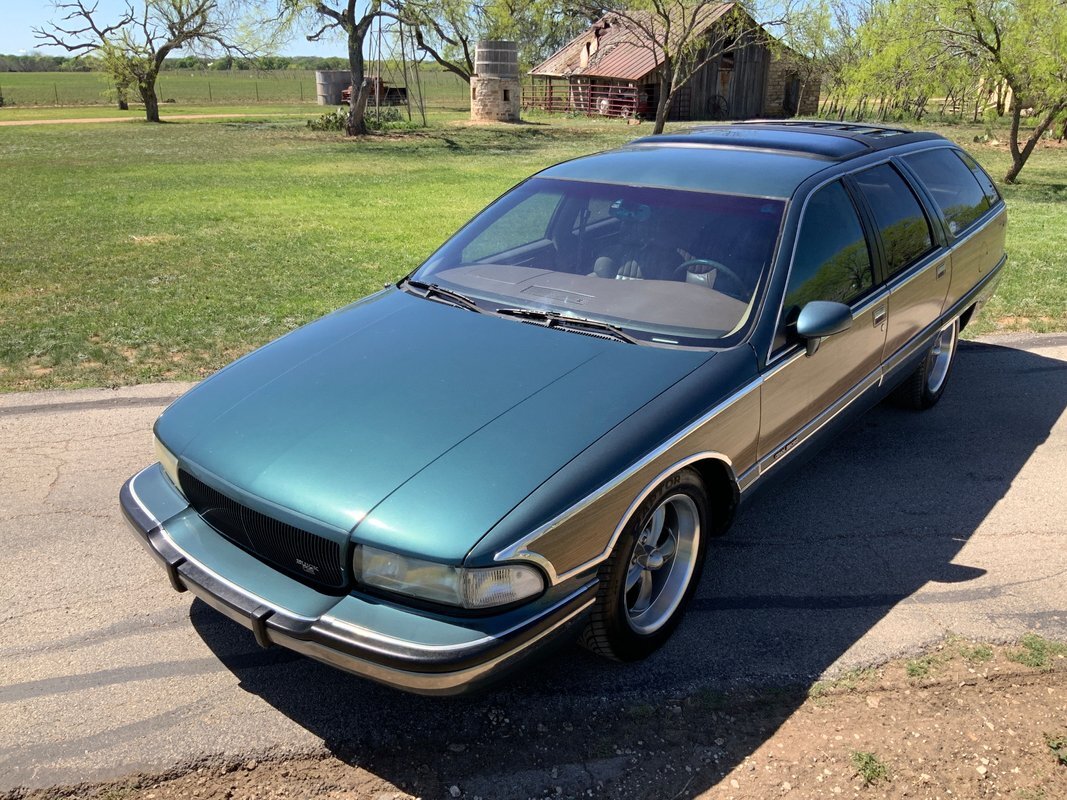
[341,77,408,106]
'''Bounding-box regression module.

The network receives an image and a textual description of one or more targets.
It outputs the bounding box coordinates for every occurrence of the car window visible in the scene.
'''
[416,177,786,346]
[572,195,615,232]
[955,150,1001,207]
[852,164,934,276]
[775,181,873,352]
[785,181,874,308]
[903,149,992,237]
[461,190,563,262]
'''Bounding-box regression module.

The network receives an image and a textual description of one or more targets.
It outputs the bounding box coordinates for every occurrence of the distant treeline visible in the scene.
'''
[0,53,350,73]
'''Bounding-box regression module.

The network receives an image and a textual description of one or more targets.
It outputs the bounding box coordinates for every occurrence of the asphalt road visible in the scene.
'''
[2,333,1065,792]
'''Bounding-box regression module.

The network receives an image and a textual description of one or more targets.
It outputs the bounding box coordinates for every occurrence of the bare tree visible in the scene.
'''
[400,0,595,83]
[402,0,477,82]
[35,0,250,123]
[581,2,788,135]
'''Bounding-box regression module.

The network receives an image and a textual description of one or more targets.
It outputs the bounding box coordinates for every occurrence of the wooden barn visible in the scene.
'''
[525,3,819,121]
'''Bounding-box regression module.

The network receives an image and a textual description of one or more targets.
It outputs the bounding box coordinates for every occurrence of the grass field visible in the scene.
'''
[0,68,471,109]
[0,112,1063,392]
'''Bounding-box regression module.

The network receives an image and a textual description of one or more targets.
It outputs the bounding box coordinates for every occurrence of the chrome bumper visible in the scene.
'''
[120,467,596,695]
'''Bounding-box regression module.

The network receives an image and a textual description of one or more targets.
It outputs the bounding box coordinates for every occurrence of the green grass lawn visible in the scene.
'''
[0,113,1062,392]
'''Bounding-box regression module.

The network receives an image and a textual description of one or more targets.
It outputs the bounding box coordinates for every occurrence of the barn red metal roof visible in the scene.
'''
[530,4,736,82]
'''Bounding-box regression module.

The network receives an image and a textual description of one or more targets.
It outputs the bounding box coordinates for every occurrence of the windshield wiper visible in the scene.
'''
[401,278,484,313]
[495,307,641,345]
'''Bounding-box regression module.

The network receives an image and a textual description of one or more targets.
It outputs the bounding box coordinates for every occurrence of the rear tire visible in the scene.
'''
[892,317,959,410]
[581,467,708,662]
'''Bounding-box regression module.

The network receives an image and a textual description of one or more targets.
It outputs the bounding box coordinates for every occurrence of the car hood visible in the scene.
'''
[156,289,711,562]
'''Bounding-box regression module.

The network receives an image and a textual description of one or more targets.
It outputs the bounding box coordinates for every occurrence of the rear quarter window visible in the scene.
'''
[903,149,992,237]
[955,150,1001,207]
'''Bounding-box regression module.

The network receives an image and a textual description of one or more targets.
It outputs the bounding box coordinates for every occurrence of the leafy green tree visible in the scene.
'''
[926,0,1066,183]
[844,0,1065,181]
[35,0,252,123]
[777,0,833,115]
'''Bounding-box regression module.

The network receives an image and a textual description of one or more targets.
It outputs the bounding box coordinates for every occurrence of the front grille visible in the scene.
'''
[179,469,346,591]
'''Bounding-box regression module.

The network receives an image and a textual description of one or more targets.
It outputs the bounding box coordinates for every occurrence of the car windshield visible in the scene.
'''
[413,177,785,346]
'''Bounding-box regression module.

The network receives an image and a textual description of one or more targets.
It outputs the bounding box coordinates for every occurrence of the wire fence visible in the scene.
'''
[0,68,471,109]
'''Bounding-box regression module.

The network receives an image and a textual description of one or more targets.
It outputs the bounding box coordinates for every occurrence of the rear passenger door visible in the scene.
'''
[900,147,1006,310]
[848,163,946,366]
[758,180,887,465]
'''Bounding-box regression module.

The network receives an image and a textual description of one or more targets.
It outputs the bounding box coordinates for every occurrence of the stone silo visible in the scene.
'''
[470,41,521,122]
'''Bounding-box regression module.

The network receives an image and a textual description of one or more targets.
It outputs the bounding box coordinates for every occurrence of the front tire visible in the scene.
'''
[581,468,708,662]
[892,317,959,410]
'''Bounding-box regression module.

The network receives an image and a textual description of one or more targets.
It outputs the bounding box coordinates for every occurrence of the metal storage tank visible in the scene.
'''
[315,70,350,105]
[471,41,521,122]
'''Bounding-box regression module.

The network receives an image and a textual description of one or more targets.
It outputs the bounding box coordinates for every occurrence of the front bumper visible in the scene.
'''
[121,464,596,695]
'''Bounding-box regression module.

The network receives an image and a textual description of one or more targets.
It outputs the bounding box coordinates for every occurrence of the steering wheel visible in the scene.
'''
[672,259,748,297]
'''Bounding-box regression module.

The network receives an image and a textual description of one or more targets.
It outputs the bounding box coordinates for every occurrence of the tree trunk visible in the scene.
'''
[1004,99,1064,184]
[346,25,370,136]
[117,84,129,111]
[651,70,672,135]
[139,78,161,123]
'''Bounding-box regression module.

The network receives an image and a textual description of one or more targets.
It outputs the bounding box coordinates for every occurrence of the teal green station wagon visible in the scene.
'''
[122,122,1006,694]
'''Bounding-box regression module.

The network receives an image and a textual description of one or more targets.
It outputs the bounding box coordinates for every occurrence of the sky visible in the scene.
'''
[0,0,345,57]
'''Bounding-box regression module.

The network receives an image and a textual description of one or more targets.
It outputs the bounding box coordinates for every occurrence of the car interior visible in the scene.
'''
[425,180,785,343]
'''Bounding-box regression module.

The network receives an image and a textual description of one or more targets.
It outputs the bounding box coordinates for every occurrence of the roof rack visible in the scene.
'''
[734,120,913,138]
[638,121,946,161]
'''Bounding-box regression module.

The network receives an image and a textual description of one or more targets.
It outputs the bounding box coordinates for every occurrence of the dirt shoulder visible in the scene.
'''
[9,637,1065,800]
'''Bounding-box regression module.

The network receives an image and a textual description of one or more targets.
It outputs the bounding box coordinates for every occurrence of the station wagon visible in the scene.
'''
[122,122,1006,694]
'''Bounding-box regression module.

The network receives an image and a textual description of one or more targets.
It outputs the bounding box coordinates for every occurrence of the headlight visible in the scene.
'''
[355,545,544,609]
[154,435,182,493]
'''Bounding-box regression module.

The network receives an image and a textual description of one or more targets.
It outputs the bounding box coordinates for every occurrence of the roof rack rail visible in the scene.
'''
[734,119,913,136]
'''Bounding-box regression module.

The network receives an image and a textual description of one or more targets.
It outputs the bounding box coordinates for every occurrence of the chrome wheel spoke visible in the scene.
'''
[643,505,666,543]
[625,562,644,592]
[631,569,653,614]
[656,532,677,562]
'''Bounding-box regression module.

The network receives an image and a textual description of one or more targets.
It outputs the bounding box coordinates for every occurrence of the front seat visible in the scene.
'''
[592,215,682,281]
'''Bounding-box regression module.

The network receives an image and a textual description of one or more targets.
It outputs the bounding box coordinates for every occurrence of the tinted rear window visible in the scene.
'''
[956,150,1001,207]
[903,149,992,237]
[852,164,934,276]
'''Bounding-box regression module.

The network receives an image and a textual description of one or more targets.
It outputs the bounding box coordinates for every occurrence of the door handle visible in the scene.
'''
[873,305,887,327]
[936,261,948,279]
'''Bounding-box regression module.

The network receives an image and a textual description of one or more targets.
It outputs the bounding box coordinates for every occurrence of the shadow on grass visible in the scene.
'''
[312,123,631,157]
[191,339,1067,798]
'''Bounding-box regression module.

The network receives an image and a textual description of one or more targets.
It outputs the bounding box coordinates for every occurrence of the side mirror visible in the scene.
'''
[796,301,853,357]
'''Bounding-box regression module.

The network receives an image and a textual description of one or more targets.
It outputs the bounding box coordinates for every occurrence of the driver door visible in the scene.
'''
[758,179,888,467]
